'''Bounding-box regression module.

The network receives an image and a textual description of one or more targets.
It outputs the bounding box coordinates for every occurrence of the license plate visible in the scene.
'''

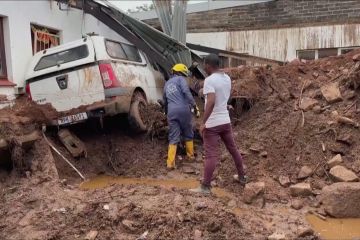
[57,112,88,125]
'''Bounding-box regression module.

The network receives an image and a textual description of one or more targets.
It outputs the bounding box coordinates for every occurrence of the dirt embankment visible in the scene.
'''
[1,50,360,239]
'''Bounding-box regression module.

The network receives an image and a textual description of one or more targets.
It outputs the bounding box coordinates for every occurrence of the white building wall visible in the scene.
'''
[187,24,360,62]
[0,0,128,97]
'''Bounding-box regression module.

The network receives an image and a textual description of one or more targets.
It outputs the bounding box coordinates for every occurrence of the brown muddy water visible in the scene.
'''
[80,175,360,240]
[307,214,360,240]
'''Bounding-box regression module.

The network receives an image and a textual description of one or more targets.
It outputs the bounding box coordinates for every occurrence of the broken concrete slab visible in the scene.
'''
[58,129,87,158]
[329,165,359,182]
[243,182,265,204]
[297,166,312,179]
[321,83,342,103]
[278,175,291,187]
[299,97,318,111]
[321,182,360,217]
[290,183,312,197]
[327,154,343,168]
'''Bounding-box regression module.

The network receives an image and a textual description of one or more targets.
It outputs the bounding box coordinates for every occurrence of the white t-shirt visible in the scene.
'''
[203,72,231,128]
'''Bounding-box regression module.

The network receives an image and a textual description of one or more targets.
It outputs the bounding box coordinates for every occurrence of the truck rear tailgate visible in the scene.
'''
[26,38,105,118]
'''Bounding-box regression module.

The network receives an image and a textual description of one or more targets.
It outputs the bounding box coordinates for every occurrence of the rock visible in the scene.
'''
[321,83,342,103]
[227,199,237,208]
[103,204,110,210]
[297,166,312,179]
[207,220,222,232]
[85,230,98,240]
[321,182,360,217]
[312,72,319,78]
[122,219,136,232]
[352,53,360,61]
[194,202,207,210]
[344,90,356,100]
[108,202,120,221]
[299,97,318,111]
[327,154,343,168]
[290,183,312,197]
[336,133,353,145]
[249,144,263,153]
[297,227,314,238]
[268,232,286,240]
[278,175,291,187]
[243,182,265,204]
[259,151,268,158]
[291,199,303,210]
[329,165,359,182]
[19,210,36,227]
[194,229,202,240]
[312,105,322,113]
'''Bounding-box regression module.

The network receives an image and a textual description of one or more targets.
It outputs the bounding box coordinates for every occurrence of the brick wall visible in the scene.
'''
[144,0,360,33]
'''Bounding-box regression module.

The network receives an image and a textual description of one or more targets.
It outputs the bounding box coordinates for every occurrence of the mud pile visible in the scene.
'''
[219,50,360,203]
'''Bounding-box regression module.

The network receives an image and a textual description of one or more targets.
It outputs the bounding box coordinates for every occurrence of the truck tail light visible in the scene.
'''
[99,62,120,89]
[25,83,32,100]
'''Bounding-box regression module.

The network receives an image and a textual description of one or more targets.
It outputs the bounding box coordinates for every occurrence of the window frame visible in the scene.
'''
[104,39,142,63]
[0,18,7,79]
[34,44,89,71]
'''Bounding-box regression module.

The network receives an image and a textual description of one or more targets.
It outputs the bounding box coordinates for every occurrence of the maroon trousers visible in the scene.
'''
[202,123,245,187]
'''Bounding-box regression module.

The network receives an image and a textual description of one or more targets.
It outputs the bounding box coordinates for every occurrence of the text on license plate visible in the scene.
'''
[57,112,88,125]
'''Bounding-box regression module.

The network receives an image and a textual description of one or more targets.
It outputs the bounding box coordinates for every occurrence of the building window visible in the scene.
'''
[318,48,338,59]
[0,18,7,79]
[297,50,316,60]
[31,24,60,54]
[340,47,359,55]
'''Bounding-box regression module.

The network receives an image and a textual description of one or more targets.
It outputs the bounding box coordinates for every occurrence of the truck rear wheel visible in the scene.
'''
[128,92,147,132]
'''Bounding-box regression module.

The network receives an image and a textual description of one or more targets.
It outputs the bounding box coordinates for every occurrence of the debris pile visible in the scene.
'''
[1,49,360,238]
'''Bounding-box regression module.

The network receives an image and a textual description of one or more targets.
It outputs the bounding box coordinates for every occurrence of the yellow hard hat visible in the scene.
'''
[172,63,189,76]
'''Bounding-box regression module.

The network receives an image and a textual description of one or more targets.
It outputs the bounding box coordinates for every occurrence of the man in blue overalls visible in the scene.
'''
[163,63,200,169]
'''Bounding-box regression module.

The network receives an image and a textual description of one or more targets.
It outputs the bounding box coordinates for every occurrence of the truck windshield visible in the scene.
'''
[34,45,89,71]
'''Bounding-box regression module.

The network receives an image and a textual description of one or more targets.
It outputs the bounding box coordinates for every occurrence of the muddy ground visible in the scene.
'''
[2,50,360,239]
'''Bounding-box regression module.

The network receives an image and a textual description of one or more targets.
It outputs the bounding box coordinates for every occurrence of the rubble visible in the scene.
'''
[290,183,312,197]
[320,83,342,103]
[2,45,360,239]
[299,97,318,111]
[243,182,265,204]
[327,154,343,168]
[85,230,98,240]
[329,165,359,182]
[278,175,291,187]
[321,182,360,217]
[291,199,304,210]
[297,166,312,179]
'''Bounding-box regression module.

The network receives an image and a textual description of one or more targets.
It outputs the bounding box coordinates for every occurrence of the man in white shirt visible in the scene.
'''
[191,54,248,194]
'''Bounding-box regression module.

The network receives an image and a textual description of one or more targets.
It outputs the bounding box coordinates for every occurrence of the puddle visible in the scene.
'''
[80,175,234,199]
[307,214,360,240]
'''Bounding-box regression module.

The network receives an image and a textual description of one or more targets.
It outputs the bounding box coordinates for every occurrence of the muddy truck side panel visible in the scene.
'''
[25,36,165,127]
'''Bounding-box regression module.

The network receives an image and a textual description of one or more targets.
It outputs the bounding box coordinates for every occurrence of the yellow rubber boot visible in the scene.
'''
[185,140,195,160]
[167,144,177,169]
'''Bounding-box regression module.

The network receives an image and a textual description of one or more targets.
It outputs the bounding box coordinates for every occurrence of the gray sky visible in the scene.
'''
[110,0,206,11]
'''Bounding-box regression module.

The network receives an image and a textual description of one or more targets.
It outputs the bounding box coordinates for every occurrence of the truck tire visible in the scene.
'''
[128,92,147,132]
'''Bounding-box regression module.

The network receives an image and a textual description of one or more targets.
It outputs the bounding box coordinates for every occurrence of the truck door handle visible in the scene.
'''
[56,75,68,90]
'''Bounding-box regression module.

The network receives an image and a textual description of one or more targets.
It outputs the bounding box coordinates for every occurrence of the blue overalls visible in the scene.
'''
[163,75,195,144]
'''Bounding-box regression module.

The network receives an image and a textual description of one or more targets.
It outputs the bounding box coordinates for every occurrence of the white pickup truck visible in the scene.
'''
[25,36,165,130]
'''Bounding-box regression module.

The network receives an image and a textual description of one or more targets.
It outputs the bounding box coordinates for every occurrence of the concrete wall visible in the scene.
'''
[0,0,128,98]
[187,24,360,62]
